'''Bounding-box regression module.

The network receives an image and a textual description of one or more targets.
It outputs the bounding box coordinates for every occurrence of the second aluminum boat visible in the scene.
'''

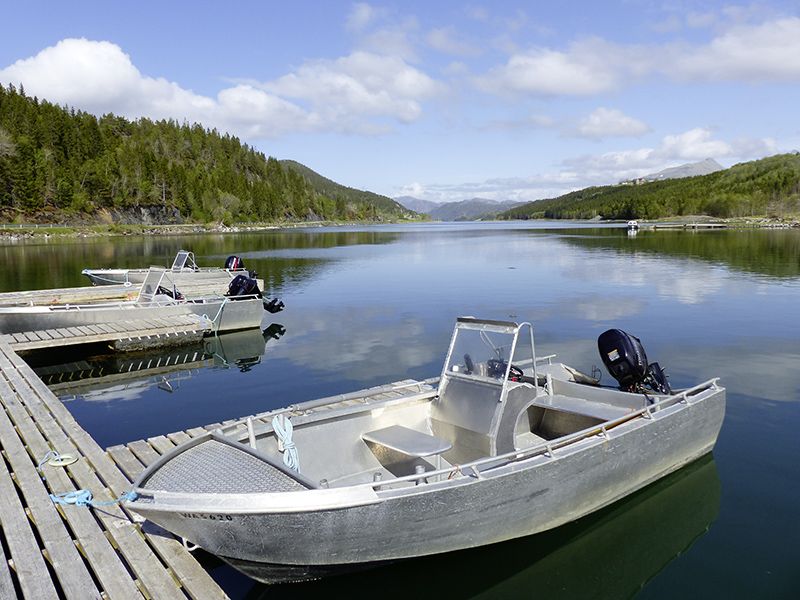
[0,268,273,334]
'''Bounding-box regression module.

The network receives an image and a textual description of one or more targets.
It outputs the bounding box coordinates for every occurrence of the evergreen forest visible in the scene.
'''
[499,153,800,221]
[0,84,410,224]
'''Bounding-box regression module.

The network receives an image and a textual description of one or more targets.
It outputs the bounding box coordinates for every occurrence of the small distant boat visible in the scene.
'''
[126,317,725,584]
[0,268,280,335]
[627,220,640,231]
[82,250,249,286]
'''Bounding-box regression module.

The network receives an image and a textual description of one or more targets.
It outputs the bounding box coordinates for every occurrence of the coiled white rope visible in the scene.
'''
[272,414,299,471]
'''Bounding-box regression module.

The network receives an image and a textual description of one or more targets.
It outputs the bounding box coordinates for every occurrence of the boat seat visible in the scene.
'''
[530,394,634,422]
[362,425,452,458]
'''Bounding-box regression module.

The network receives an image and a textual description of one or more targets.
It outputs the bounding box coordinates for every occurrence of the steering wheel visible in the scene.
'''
[487,359,525,380]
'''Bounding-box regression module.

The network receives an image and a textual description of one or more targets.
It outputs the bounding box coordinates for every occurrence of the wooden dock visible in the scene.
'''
[0,314,212,352]
[0,339,229,599]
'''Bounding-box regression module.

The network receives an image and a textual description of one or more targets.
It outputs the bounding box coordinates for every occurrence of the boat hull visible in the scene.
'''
[0,297,264,334]
[129,386,725,581]
[83,268,236,286]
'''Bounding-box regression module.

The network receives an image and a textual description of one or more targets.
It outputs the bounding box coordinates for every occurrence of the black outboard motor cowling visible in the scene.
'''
[224,255,245,271]
[598,328,648,390]
[226,274,261,298]
[598,328,672,395]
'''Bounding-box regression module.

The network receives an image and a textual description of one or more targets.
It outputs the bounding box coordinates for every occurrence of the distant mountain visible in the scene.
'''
[395,196,439,214]
[395,196,525,220]
[281,160,413,218]
[429,198,525,221]
[641,158,723,182]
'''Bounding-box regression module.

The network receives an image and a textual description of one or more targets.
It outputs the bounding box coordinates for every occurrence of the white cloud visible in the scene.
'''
[574,108,650,139]
[427,27,479,57]
[0,39,215,120]
[0,38,442,139]
[346,2,379,32]
[670,17,800,82]
[476,17,800,98]
[264,51,442,126]
[476,44,618,96]
[655,128,731,160]
[565,127,776,182]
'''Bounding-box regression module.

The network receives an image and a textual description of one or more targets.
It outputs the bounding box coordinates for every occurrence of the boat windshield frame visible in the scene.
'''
[170,250,198,272]
[137,268,179,304]
[439,317,537,402]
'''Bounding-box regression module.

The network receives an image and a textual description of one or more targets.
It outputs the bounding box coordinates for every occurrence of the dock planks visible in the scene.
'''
[0,314,211,352]
[0,339,229,599]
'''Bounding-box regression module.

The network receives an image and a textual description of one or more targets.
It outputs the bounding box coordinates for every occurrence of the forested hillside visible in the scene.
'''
[280,160,407,218]
[0,84,410,224]
[500,153,800,220]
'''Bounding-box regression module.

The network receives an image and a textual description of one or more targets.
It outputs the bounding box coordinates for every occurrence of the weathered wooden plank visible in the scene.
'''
[1,343,230,600]
[146,436,176,456]
[0,389,101,599]
[0,346,186,600]
[0,527,18,600]
[0,449,59,600]
[44,328,65,339]
[12,332,27,343]
[106,445,145,482]
[166,431,192,446]
[184,427,208,438]
[127,441,163,467]
[0,376,143,600]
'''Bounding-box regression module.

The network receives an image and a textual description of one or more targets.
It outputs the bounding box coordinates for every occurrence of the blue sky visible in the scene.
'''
[1,1,799,203]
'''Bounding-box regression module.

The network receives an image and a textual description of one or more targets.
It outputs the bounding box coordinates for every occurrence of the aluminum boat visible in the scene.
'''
[0,268,270,334]
[82,250,249,286]
[126,317,725,583]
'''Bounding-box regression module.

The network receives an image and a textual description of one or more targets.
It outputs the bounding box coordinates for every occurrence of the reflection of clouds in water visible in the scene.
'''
[555,296,645,322]
[57,371,199,403]
[666,341,800,404]
[567,253,727,305]
[275,308,443,382]
[65,383,151,404]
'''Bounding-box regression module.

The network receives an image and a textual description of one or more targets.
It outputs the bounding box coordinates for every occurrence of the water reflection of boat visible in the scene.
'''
[253,454,720,598]
[35,326,283,401]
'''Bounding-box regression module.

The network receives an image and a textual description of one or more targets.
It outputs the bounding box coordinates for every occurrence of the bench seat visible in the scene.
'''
[362,425,452,457]
[531,394,635,422]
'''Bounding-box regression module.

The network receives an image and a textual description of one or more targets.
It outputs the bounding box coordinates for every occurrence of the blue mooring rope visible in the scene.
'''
[38,451,138,508]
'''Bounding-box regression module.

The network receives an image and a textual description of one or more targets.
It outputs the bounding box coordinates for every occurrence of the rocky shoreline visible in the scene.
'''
[0,215,797,241]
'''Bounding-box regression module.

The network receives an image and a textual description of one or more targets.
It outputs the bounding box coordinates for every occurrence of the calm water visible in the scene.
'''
[1,222,798,598]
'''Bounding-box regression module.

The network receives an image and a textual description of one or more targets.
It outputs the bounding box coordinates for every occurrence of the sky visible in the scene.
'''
[1,0,799,203]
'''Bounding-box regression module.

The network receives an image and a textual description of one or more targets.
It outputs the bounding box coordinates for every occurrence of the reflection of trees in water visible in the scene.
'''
[561,229,800,279]
[0,229,402,294]
[240,455,719,600]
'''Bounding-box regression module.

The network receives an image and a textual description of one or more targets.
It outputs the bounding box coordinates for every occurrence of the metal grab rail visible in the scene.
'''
[363,377,721,491]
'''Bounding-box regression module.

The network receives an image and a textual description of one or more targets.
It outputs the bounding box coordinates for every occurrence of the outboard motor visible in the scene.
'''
[226,274,261,298]
[598,329,671,395]
[226,274,285,313]
[224,255,246,271]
